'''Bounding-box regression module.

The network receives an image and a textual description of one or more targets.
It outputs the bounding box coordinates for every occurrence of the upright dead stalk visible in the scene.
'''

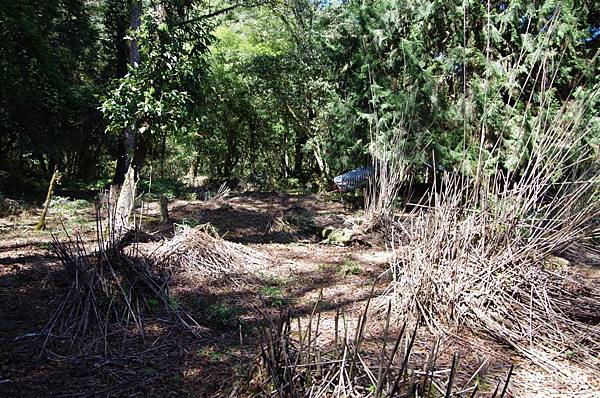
[244,298,513,397]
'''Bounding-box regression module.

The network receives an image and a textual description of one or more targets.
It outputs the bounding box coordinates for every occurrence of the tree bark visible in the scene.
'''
[187,152,199,179]
[293,130,307,179]
[113,139,128,185]
[114,166,136,232]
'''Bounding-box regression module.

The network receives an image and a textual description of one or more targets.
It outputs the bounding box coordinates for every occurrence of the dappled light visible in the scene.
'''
[1,0,599,396]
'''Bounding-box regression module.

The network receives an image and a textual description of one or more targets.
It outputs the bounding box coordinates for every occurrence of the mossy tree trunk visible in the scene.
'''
[35,168,61,231]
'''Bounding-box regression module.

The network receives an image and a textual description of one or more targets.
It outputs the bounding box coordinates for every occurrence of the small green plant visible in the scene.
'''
[259,286,285,308]
[196,346,225,361]
[143,367,156,376]
[288,213,315,229]
[167,297,180,311]
[180,218,202,228]
[34,241,53,251]
[341,258,362,275]
[565,349,579,359]
[198,300,239,327]
[73,216,90,226]
[259,273,287,287]
[50,196,90,212]
[147,297,160,313]
[319,263,341,273]
[186,192,198,201]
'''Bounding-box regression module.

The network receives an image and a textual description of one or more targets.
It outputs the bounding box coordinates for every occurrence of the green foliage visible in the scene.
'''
[178,218,203,228]
[196,346,226,361]
[1,0,598,195]
[33,241,54,252]
[183,0,598,187]
[101,5,214,168]
[0,0,107,189]
[319,258,362,275]
[50,197,90,211]
[138,178,193,200]
[259,286,286,308]
[147,297,160,313]
[334,0,599,179]
[341,258,362,276]
[198,300,241,328]
[259,274,288,307]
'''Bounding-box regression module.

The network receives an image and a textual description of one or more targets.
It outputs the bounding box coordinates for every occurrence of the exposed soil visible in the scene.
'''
[0,192,598,397]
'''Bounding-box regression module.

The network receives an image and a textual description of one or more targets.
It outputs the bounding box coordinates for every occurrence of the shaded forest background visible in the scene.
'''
[1,0,598,198]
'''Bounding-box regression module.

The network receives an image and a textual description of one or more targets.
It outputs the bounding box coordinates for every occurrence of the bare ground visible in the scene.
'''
[0,192,598,397]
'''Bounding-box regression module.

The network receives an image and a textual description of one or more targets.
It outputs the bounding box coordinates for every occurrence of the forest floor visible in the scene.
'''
[0,192,599,397]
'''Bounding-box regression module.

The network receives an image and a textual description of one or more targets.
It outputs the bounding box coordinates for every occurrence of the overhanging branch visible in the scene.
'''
[175,0,273,28]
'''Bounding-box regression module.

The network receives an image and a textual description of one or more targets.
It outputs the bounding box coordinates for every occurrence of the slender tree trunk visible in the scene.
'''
[110,1,131,186]
[293,103,314,182]
[224,129,237,178]
[114,0,142,234]
[35,168,61,231]
[293,131,306,178]
[187,152,198,178]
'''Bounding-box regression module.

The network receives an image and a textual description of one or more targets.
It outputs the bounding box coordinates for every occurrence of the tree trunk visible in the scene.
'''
[113,139,128,185]
[35,168,61,231]
[159,194,169,222]
[293,131,306,179]
[113,0,142,234]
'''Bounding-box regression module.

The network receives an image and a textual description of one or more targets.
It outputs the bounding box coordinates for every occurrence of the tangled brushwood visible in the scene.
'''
[155,225,271,279]
[44,220,273,347]
[45,230,176,342]
[390,117,600,370]
[0,195,22,217]
[369,33,600,370]
[240,298,512,397]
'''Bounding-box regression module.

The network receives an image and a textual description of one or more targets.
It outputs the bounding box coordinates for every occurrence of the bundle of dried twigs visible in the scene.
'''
[43,210,204,347]
[239,297,512,397]
[154,225,271,278]
[45,230,172,342]
[203,182,231,208]
[0,196,22,216]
